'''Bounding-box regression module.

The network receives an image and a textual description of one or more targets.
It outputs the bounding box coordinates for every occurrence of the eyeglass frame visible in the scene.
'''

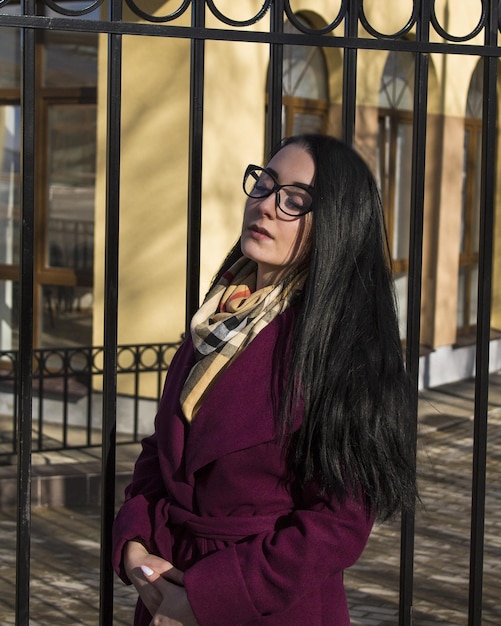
[242,164,314,217]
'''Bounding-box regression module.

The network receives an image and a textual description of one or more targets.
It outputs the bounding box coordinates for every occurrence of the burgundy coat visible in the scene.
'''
[112,308,374,625]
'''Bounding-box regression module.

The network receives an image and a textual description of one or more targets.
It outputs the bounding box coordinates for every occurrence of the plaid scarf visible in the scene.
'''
[180,256,305,422]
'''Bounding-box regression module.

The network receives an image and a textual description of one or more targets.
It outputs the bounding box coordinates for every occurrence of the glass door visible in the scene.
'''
[0,22,97,353]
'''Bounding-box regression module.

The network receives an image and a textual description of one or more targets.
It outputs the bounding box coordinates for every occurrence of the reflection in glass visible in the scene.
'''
[0,27,21,89]
[43,31,98,87]
[0,105,20,266]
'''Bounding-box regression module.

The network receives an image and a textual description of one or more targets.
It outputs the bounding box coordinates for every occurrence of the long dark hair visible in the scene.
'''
[213,134,417,521]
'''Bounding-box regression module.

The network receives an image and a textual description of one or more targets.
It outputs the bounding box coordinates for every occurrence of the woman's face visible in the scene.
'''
[240,143,315,289]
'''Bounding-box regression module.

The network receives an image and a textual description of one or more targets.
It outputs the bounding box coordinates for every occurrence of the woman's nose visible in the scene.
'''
[256,191,277,217]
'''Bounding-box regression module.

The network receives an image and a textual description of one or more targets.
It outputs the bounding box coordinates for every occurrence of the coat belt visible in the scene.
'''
[166,502,289,543]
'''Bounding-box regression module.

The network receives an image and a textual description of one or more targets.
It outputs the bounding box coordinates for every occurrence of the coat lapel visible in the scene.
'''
[183,308,294,481]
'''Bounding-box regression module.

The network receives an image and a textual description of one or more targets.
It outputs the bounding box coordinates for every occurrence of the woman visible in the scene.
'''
[112,134,417,626]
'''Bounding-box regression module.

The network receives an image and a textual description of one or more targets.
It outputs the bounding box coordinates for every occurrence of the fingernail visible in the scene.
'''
[141,565,154,576]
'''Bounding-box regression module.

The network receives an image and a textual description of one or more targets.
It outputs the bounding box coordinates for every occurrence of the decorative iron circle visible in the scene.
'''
[359,0,418,39]
[137,345,161,370]
[124,0,191,24]
[90,347,104,374]
[161,344,178,368]
[430,0,487,42]
[43,0,104,17]
[38,350,66,375]
[69,349,90,373]
[284,0,347,35]
[0,352,16,378]
[117,346,137,372]
[206,0,271,27]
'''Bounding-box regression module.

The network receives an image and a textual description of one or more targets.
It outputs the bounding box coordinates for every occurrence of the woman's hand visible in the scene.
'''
[141,563,199,626]
[123,540,179,617]
[123,541,197,625]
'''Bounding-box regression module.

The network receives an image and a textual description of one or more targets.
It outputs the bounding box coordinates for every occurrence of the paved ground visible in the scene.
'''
[0,372,500,625]
[346,372,501,626]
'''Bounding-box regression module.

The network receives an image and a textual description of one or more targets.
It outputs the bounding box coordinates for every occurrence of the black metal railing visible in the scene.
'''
[0,341,180,456]
[1,1,499,625]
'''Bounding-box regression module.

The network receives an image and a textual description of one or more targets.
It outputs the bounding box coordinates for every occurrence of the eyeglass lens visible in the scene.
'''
[244,167,312,216]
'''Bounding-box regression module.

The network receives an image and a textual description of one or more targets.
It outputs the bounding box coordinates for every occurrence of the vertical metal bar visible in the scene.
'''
[185,0,206,332]
[134,347,140,440]
[62,353,69,447]
[86,349,93,446]
[342,0,358,146]
[99,0,122,621]
[265,0,284,152]
[468,3,498,623]
[37,354,44,450]
[13,363,19,454]
[399,2,431,624]
[157,344,162,399]
[37,380,44,451]
[16,1,36,624]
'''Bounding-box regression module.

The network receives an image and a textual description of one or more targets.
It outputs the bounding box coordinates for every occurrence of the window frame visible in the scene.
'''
[0,28,97,349]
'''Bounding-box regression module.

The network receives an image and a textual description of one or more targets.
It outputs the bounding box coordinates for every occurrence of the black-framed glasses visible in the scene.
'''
[242,165,314,217]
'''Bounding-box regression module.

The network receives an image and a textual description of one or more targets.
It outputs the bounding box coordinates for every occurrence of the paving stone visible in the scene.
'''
[345,370,501,625]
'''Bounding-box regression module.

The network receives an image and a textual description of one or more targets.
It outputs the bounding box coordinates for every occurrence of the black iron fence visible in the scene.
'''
[0,341,180,456]
[0,1,499,625]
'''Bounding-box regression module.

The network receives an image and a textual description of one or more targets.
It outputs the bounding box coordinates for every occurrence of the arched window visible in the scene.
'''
[377,51,414,338]
[266,15,328,143]
[282,18,329,136]
[457,63,483,336]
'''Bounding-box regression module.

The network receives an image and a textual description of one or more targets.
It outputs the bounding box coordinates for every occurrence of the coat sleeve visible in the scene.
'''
[112,430,171,583]
[183,492,373,626]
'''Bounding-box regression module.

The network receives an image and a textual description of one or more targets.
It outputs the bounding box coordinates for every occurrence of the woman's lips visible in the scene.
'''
[249,224,273,240]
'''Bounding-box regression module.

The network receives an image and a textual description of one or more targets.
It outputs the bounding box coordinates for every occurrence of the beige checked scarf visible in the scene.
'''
[180,256,306,422]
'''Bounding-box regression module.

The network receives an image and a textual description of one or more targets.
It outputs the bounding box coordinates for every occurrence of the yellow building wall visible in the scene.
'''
[94,30,190,353]
[94,4,275,395]
[93,1,501,396]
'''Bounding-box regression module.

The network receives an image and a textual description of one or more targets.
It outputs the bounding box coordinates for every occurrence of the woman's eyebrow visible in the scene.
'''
[264,166,279,180]
[265,166,314,189]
